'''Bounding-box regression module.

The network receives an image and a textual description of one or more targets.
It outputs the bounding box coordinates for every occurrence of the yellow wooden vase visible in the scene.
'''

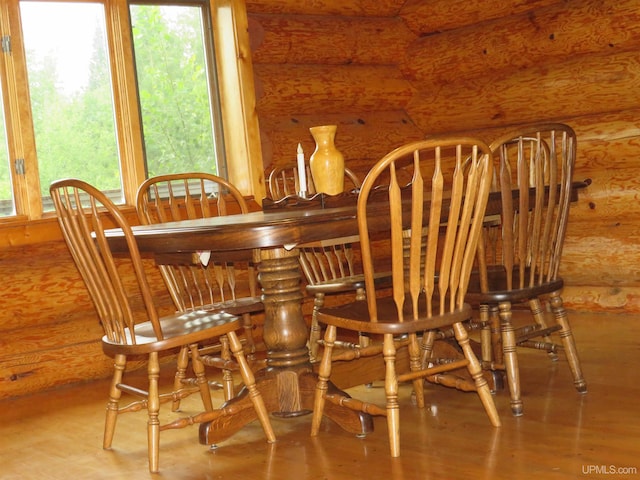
[309,125,345,195]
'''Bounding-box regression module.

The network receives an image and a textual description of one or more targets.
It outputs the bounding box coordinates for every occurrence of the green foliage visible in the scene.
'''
[10,4,219,204]
[131,5,218,177]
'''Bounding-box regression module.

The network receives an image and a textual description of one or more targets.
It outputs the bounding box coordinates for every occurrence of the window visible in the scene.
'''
[21,1,121,207]
[131,4,225,179]
[0,0,262,222]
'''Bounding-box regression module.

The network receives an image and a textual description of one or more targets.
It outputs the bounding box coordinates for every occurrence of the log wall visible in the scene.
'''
[2,0,638,399]
[251,0,640,315]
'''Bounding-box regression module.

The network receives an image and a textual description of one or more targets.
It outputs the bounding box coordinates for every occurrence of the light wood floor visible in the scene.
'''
[2,312,639,479]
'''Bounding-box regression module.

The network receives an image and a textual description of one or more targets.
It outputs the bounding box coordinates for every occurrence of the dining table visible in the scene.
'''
[104,183,585,446]
[106,192,378,446]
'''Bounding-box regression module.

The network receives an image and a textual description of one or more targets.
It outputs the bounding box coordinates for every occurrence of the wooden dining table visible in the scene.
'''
[106,193,378,446]
[104,184,585,445]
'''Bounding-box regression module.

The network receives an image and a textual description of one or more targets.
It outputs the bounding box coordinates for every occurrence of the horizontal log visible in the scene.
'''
[254,64,414,116]
[405,50,640,134]
[399,0,560,35]
[403,0,640,86]
[0,341,178,400]
[562,235,640,287]
[0,342,113,400]
[0,316,104,360]
[0,208,142,249]
[0,241,173,330]
[249,15,415,65]
[561,285,640,313]
[246,0,404,17]
[259,111,423,172]
[458,107,640,147]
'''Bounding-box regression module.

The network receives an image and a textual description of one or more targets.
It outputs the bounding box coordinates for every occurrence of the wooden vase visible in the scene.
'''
[309,125,345,195]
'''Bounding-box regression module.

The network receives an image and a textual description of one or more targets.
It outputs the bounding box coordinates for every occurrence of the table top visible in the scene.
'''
[105,182,586,255]
[105,205,361,254]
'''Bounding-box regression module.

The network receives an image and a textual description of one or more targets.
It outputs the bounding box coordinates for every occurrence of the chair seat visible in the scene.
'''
[466,266,564,304]
[102,310,241,356]
[199,296,263,316]
[305,272,393,295]
[317,297,473,335]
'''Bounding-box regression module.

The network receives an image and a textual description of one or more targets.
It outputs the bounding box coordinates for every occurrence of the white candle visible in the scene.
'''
[296,143,307,195]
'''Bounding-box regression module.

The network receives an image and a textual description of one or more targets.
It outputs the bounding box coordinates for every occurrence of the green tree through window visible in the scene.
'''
[18,1,222,211]
[21,2,120,204]
[0,0,254,220]
[131,4,221,177]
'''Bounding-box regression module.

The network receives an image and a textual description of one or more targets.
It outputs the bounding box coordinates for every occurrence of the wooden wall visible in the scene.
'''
[2,0,639,399]
[250,0,640,313]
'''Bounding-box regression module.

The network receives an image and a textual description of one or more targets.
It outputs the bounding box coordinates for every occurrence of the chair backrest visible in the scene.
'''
[136,172,259,312]
[266,166,363,287]
[298,234,362,287]
[267,164,361,200]
[137,172,249,222]
[481,123,576,290]
[357,137,493,322]
[51,179,163,344]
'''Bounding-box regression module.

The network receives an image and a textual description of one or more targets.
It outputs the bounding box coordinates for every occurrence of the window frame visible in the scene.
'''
[0,0,264,227]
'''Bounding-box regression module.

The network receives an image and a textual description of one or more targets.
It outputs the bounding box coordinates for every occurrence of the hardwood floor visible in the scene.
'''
[2,312,639,479]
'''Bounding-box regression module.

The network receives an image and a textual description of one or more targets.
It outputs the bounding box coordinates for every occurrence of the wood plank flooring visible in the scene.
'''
[1,312,639,479]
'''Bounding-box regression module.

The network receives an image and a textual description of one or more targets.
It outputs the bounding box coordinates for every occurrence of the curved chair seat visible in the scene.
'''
[305,271,393,296]
[318,300,473,335]
[197,296,264,317]
[101,310,240,356]
[466,267,564,304]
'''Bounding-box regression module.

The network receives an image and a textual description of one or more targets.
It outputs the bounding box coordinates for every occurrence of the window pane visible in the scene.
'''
[0,84,13,217]
[20,1,121,208]
[130,4,222,178]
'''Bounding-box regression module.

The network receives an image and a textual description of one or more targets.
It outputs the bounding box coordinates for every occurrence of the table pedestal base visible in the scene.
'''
[197,247,373,445]
[198,365,374,446]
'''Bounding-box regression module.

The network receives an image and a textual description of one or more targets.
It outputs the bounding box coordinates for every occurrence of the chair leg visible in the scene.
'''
[172,346,189,412]
[308,293,325,363]
[227,331,276,443]
[528,297,559,361]
[147,352,161,473]
[408,333,425,409]
[452,322,502,428]
[489,305,502,367]
[189,344,214,412]
[383,333,400,457]
[479,304,493,365]
[241,313,256,355]
[311,324,336,436]
[499,301,523,416]
[419,329,437,370]
[355,288,370,350]
[220,335,235,401]
[548,292,587,393]
[103,354,126,450]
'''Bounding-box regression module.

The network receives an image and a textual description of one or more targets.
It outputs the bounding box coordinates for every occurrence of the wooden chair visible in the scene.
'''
[50,179,275,473]
[267,165,369,362]
[310,137,501,457]
[267,163,361,199]
[467,123,587,416]
[136,172,264,406]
